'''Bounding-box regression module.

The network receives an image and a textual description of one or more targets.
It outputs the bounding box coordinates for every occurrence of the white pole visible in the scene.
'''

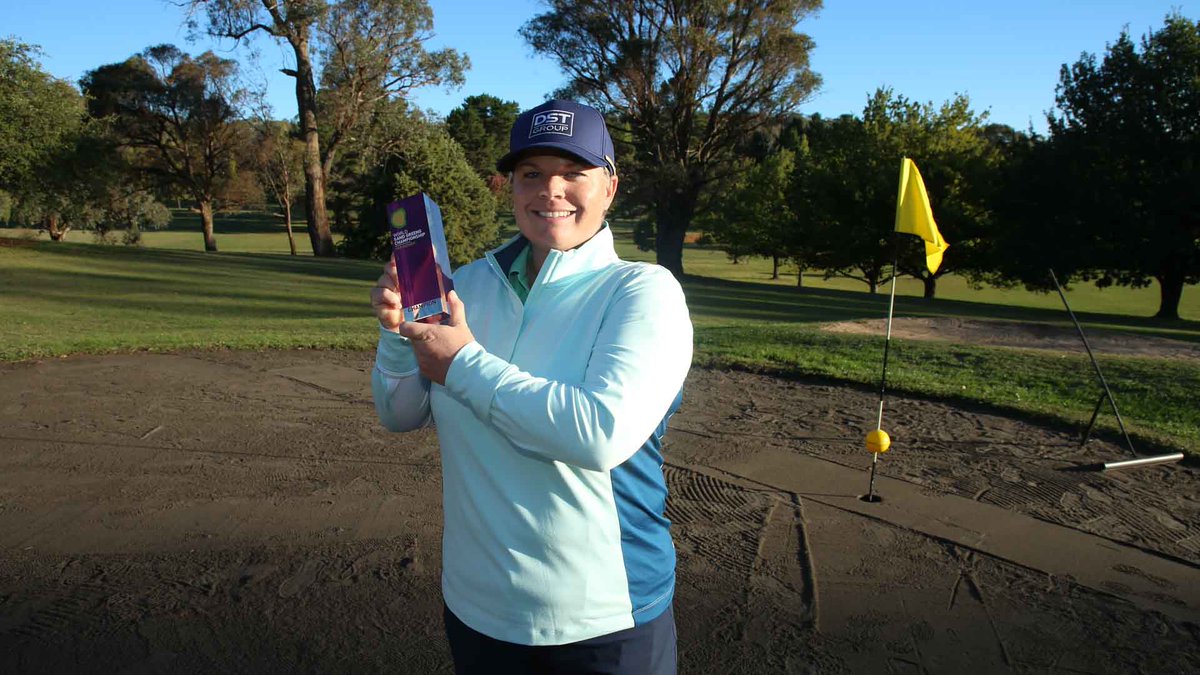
[867,251,901,502]
[1103,454,1184,471]
[876,262,900,430]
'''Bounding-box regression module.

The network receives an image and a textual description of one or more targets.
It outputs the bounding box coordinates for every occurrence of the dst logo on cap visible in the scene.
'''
[530,110,574,138]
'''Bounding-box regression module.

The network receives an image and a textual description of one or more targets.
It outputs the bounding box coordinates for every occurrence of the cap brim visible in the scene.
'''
[496,142,611,173]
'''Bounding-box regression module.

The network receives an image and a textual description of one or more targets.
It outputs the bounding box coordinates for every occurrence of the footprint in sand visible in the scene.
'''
[277,559,323,598]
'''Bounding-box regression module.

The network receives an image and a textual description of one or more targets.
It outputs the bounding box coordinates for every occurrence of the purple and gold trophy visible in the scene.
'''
[387,193,454,324]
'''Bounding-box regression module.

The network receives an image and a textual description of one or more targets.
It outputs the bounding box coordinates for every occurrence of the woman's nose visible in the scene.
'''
[539,175,566,199]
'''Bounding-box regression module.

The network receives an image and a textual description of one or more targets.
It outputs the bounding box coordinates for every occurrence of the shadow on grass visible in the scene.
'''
[11,273,364,320]
[168,209,308,235]
[12,239,379,282]
[10,235,1200,343]
[682,274,1200,343]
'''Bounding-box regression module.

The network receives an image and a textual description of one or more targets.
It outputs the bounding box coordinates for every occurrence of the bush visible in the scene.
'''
[337,116,501,267]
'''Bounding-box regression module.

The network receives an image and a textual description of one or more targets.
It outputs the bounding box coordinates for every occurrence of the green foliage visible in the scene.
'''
[81,45,245,250]
[191,0,469,256]
[700,147,810,281]
[81,45,242,200]
[0,39,86,192]
[1022,13,1200,319]
[444,94,520,179]
[252,120,305,212]
[336,110,500,266]
[0,37,101,240]
[92,189,173,240]
[788,90,998,296]
[521,0,822,277]
[315,0,469,176]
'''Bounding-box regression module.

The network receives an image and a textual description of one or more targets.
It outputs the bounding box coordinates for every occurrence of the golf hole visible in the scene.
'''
[859,494,883,504]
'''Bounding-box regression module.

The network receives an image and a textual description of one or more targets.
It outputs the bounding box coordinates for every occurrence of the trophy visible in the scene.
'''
[387,193,454,324]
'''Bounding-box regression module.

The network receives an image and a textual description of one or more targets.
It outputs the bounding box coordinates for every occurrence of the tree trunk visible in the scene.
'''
[1155,266,1184,320]
[771,255,780,280]
[284,199,297,256]
[923,275,937,299]
[198,200,218,252]
[653,190,698,279]
[796,264,804,287]
[45,214,69,241]
[292,34,333,257]
[655,224,684,278]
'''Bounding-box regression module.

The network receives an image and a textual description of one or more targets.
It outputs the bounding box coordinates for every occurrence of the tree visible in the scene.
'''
[253,119,306,254]
[791,90,998,297]
[0,39,88,239]
[521,0,821,278]
[869,92,999,298]
[188,0,467,256]
[792,113,894,293]
[81,45,245,251]
[444,94,520,179]
[335,103,500,267]
[1042,14,1200,319]
[7,126,174,244]
[701,146,807,283]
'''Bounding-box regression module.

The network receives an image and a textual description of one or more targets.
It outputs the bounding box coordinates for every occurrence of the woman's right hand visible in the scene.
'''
[370,259,404,332]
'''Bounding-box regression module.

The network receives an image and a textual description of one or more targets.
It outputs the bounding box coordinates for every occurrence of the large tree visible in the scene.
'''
[335,102,500,266]
[445,93,520,180]
[521,0,821,278]
[1042,14,1200,319]
[701,145,808,283]
[82,45,244,251]
[188,0,466,256]
[790,90,997,297]
[791,112,894,293]
[0,39,88,239]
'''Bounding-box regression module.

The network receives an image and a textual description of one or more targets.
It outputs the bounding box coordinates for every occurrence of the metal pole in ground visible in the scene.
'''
[1049,269,1137,458]
[1103,454,1184,471]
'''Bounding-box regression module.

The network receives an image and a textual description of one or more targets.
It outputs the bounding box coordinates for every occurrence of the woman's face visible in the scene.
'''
[510,152,618,258]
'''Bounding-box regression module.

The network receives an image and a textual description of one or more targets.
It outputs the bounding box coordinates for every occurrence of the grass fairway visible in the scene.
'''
[0,239,382,358]
[3,222,1199,455]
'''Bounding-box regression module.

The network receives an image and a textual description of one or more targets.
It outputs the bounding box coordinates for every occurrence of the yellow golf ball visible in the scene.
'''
[866,429,891,454]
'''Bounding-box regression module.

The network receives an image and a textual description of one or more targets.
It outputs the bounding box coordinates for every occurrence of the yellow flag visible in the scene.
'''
[894,158,949,274]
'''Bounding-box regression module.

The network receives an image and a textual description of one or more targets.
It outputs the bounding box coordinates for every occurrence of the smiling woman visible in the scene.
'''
[508,152,618,274]
[370,99,692,674]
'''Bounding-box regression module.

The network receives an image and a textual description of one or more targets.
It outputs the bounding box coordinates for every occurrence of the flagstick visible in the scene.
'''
[867,241,900,503]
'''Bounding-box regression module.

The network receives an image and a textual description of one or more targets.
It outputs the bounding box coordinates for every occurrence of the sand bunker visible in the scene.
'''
[1,351,1197,672]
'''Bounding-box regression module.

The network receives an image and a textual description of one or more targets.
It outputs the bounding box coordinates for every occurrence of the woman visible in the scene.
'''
[370,99,692,674]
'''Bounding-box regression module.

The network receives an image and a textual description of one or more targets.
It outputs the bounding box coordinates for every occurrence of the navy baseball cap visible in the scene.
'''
[496,99,616,175]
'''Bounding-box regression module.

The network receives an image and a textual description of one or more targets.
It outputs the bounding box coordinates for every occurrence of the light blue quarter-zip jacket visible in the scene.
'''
[372,225,693,646]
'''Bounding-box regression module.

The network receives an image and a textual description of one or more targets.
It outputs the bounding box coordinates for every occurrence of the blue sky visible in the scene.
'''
[2,1,1190,132]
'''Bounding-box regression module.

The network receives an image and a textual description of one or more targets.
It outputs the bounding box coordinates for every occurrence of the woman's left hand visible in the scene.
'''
[396,290,476,385]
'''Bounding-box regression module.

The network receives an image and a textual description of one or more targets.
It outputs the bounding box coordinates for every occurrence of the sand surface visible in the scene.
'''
[1,349,1197,673]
